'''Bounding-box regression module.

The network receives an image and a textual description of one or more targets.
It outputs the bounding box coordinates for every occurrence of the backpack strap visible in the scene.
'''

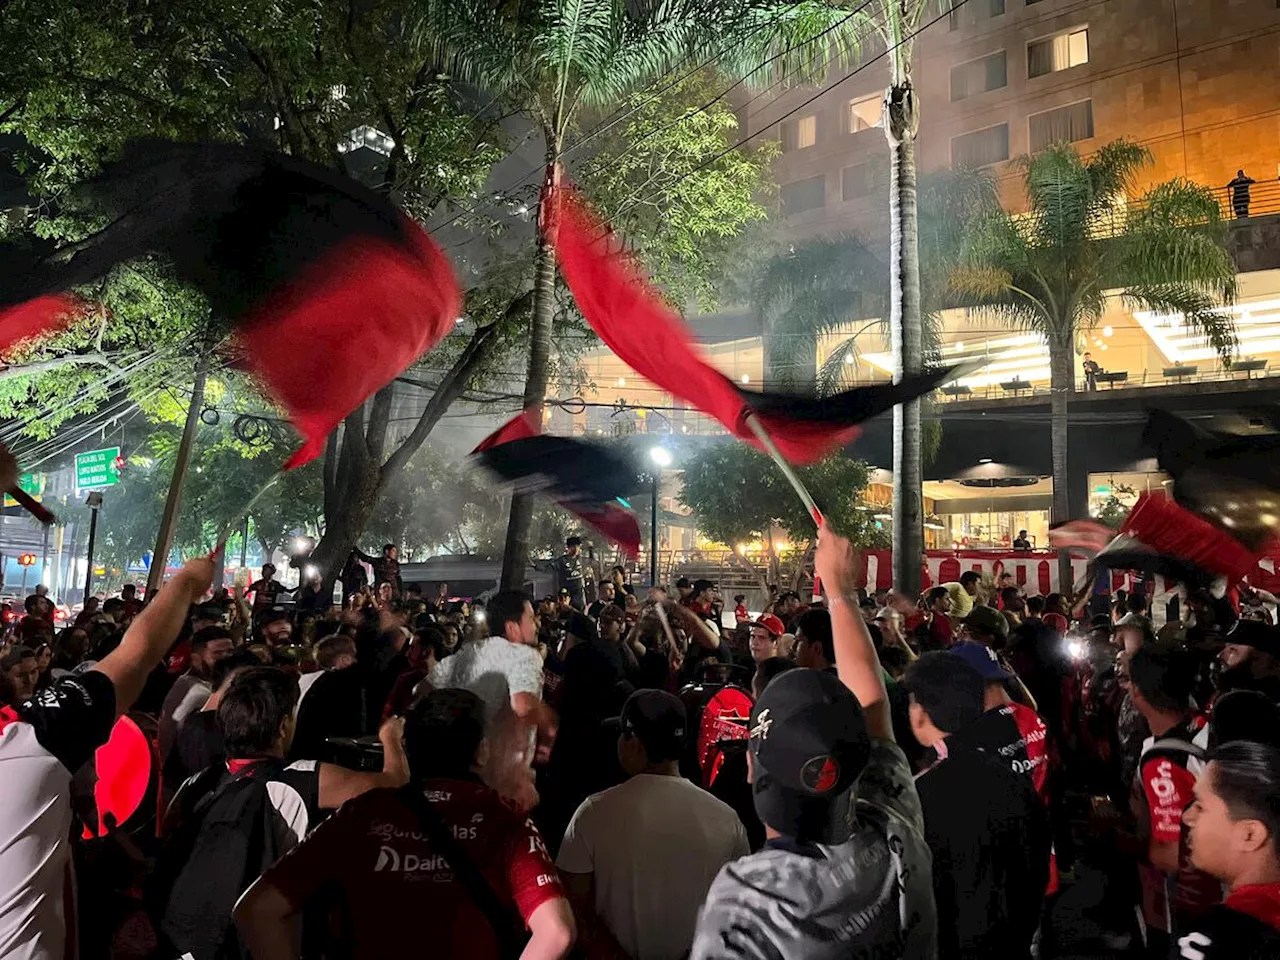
[397,785,527,960]
[1142,737,1206,763]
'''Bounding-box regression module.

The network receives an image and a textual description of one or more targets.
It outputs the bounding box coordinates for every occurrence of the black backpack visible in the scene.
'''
[149,762,286,960]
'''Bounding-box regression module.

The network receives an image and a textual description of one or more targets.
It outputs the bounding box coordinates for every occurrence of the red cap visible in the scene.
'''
[754,614,785,637]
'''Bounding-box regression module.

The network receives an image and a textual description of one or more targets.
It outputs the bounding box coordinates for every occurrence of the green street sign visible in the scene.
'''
[75,447,121,490]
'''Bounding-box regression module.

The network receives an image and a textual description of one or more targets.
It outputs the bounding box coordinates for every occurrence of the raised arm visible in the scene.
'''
[814,529,892,742]
[94,559,215,719]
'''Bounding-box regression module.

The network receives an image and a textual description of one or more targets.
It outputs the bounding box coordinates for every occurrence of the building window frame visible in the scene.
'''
[950,123,1011,169]
[1027,26,1090,79]
[949,49,1009,102]
[845,94,883,134]
[950,0,1006,31]
[780,114,818,151]
[780,174,827,216]
[1027,98,1095,153]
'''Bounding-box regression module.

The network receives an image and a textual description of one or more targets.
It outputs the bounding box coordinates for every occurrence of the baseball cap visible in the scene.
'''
[675,577,691,589]
[1223,618,1280,657]
[566,536,583,547]
[749,669,870,845]
[611,689,687,763]
[951,641,1013,682]
[558,587,572,598]
[961,604,1008,643]
[753,613,785,637]
[258,606,290,625]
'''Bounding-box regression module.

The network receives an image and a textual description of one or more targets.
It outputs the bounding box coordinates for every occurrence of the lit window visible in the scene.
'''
[1028,28,1089,78]
[781,115,818,151]
[950,51,1008,102]
[847,95,882,134]
[951,124,1010,168]
[1028,100,1094,152]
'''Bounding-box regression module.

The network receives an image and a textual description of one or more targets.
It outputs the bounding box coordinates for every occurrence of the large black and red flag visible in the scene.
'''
[1052,409,1280,596]
[0,140,460,469]
[547,185,967,465]
[472,410,642,560]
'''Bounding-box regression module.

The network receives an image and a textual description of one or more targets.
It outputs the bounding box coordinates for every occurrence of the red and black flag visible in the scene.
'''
[472,411,642,559]
[1053,410,1280,594]
[0,140,460,468]
[547,186,966,465]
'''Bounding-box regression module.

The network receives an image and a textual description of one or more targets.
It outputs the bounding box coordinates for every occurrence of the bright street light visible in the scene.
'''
[649,446,673,468]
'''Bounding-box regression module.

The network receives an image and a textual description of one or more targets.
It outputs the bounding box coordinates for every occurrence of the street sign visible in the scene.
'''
[75,447,122,490]
[3,473,43,508]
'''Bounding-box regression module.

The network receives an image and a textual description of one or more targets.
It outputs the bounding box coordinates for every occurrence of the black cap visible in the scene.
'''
[612,689,687,763]
[566,536,583,547]
[1224,619,1280,657]
[564,612,598,643]
[675,577,692,589]
[192,602,226,623]
[749,669,870,845]
[258,606,290,625]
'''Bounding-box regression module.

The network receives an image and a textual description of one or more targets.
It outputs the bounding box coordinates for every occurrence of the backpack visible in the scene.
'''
[149,762,286,960]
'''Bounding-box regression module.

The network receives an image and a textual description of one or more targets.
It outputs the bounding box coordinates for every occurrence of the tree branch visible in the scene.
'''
[0,353,119,382]
[365,385,395,463]
[380,312,512,480]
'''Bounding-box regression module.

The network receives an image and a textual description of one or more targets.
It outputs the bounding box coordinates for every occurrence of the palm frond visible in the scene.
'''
[816,335,863,396]
[1121,284,1237,362]
[723,1,874,87]
[1085,138,1152,211]
[535,0,617,109]
[1019,143,1092,253]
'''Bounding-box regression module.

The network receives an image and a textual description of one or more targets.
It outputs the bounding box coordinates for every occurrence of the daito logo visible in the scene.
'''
[375,845,450,873]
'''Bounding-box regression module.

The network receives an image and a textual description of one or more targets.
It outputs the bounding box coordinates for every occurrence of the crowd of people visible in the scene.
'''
[2,532,1280,960]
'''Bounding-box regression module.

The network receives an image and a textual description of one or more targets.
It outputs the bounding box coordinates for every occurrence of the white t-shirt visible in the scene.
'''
[295,671,322,718]
[0,672,117,960]
[427,638,543,724]
[557,774,749,960]
[158,672,211,761]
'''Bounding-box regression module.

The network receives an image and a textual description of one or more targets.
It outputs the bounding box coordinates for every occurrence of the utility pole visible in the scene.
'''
[84,492,102,602]
[147,359,208,595]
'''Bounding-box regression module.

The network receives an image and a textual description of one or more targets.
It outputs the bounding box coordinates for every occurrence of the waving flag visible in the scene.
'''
[0,140,460,469]
[473,410,641,559]
[548,186,964,465]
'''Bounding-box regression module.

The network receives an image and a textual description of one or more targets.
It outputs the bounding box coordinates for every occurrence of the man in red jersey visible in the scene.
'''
[235,688,575,960]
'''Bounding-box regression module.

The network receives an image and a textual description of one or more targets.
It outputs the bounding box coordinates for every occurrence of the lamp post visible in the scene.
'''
[83,491,103,602]
[648,446,673,587]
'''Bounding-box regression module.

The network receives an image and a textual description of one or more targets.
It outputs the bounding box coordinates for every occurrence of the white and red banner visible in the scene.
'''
[858,549,1280,599]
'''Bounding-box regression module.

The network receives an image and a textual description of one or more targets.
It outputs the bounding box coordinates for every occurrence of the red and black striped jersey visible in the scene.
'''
[949,702,1051,804]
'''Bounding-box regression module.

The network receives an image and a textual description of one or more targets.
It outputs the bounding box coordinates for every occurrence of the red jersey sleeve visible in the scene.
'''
[1141,755,1196,845]
[506,815,565,924]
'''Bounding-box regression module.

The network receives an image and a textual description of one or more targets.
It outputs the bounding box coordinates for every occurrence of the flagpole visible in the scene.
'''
[743,414,824,528]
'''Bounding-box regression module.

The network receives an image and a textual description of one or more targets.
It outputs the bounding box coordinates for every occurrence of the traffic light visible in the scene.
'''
[17,553,36,567]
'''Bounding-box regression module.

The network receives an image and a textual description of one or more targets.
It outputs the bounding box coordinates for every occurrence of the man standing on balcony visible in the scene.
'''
[1082,352,1100,392]
[1228,170,1256,219]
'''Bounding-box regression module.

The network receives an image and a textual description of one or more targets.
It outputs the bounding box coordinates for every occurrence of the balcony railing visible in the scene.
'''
[1216,177,1280,222]
[939,359,1278,402]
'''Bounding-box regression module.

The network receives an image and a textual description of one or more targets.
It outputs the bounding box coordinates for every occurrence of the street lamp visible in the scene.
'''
[84,491,103,602]
[648,447,673,586]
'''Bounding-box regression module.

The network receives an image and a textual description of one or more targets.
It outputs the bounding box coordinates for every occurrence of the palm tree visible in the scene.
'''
[951,140,1238,587]
[756,0,955,594]
[415,0,865,588]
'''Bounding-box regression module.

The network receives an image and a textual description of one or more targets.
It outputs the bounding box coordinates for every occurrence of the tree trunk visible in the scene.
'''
[500,150,559,591]
[147,361,208,594]
[1050,339,1074,591]
[885,79,923,597]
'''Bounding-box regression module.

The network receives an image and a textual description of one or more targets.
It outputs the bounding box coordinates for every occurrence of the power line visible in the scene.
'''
[431,1,886,246]
[609,0,968,226]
